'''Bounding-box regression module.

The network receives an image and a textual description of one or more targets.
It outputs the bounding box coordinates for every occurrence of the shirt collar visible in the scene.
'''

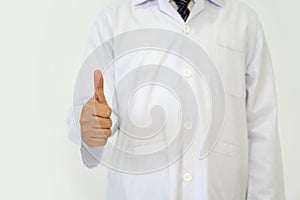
[133,0,225,7]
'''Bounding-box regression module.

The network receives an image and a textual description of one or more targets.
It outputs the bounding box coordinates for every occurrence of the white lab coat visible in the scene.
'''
[68,0,285,199]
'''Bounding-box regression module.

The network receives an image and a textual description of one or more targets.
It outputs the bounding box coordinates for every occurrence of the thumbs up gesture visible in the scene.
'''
[80,70,113,147]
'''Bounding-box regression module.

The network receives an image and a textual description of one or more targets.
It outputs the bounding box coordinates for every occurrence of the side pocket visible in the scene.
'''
[208,140,242,199]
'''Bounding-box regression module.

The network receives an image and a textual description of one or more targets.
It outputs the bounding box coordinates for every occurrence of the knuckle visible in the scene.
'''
[106,107,112,116]
[107,118,113,127]
[106,129,112,137]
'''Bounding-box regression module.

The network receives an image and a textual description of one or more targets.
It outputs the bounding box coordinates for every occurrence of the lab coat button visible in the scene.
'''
[183,172,193,182]
[183,25,190,34]
[184,121,193,130]
[183,68,192,78]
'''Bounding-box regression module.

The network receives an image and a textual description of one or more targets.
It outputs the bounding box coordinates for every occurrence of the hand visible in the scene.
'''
[80,70,113,147]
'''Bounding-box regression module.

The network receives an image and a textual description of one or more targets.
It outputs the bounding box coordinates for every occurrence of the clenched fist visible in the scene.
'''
[80,70,113,147]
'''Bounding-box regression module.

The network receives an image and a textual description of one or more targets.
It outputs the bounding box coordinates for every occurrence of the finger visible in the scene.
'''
[95,117,113,129]
[88,128,112,138]
[84,138,107,147]
[92,103,112,118]
[83,115,113,129]
[94,70,107,104]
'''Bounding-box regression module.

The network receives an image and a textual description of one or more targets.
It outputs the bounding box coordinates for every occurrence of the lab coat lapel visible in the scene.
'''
[185,0,205,23]
[157,0,184,23]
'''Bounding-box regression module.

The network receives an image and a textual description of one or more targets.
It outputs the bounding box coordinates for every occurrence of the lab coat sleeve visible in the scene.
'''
[245,16,285,199]
[68,9,116,169]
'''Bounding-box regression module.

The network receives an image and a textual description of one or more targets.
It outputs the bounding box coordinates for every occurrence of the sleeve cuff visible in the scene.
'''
[80,141,105,168]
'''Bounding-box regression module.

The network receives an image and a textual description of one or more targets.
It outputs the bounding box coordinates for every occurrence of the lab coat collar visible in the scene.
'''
[133,0,225,7]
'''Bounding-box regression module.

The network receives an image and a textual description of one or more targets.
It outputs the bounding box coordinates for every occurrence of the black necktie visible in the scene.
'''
[174,0,191,22]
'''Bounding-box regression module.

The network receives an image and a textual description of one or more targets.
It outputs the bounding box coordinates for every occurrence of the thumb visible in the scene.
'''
[94,70,107,103]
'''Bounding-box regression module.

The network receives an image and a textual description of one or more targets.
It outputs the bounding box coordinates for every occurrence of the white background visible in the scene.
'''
[0,0,299,199]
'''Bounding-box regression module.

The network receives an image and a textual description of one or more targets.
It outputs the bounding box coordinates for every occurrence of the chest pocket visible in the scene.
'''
[215,35,247,98]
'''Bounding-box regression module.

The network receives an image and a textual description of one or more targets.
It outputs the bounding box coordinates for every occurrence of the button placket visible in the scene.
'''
[183,68,192,78]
